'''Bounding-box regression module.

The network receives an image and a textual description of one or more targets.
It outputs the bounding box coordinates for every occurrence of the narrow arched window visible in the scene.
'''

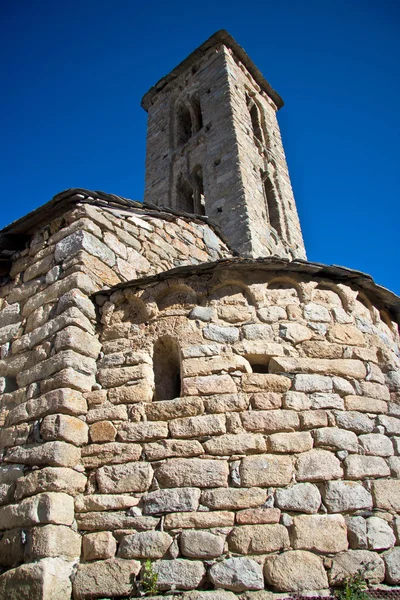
[153,337,181,401]
[262,172,282,236]
[191,95,203,133]
[176,102,192,146]
[246,94,263,143]
[192,166,205,215]
[176,174,195,213]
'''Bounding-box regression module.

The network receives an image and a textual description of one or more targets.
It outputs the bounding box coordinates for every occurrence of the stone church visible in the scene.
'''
[0,30,399,599]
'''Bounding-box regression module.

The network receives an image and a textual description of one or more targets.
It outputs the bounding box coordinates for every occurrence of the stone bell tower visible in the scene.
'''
[142,30,306,260]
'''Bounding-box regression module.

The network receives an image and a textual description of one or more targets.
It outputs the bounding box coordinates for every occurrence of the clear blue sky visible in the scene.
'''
[1,0,399,295]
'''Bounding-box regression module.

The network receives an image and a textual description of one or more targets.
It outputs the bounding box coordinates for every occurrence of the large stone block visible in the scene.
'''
[292,514,348,553]
[383,547,400,584]
[334,410,374,433]
[118,530,172,558]
[182,374,237,396]
[314,427,358,451]
[182,355,250,377]
[269,357,366,379]
[40,414,89,446]
[0,528,24,567]
[73,558,141,599]
[155,458,229,488]
[180,530,225,558]
[344,395,388,414]
[54,325,101,358]
[82,531,117,561]
[0,558,74,600]
[203,433,266,455]
[98,364,153,388]
[240,454,293,487]
[143,439,204,461]
[143,487,201,515]
[358,433,394,456]
[164,511,234,530]
[17,350,96,388]
[4,441,81,468]
[145,397,204,420]
[209,557,264,592]
[97,462,153,493]
[241,374,291,393]
[169,414,226,439]
[229,523,289,554]
[153,559,205,591]
[241,410,299,433]
[15,467,86,500]
[117,421,168,442]
[75,494,139,512]
[344,455,390,479]
[6,388,87,426]
[268,431,313,453]
[366,516,396,550]
[76,511,158,532]
[296,449,343,481]
[236,507,281,525]
[329,550,385,585]
[55,229,115,266]
[275,483,321,514]
[82,442,141,468]
[293,374,333,393]
[26,524,81,560]
[372,479,400,511]
[0,492,74,529]
[322,481,372,513]
[201,487,267,510]
[264,550,328,592]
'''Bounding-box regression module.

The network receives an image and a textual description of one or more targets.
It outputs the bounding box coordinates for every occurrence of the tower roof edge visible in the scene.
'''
[141,29,284,111]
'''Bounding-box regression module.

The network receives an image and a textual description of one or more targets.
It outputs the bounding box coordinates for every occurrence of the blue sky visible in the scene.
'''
[1,0,399,295]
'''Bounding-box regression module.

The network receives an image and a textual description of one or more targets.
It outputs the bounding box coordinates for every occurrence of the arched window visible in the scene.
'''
[176,102,192,146]
[262,172,282,236]
[176,174,195,213]
[246,94,263,143]
[191,95,203,133]
[153,337,181,401]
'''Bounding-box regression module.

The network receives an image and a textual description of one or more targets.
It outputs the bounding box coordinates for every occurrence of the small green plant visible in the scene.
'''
[334,569,369,600]
[141,559,158,596]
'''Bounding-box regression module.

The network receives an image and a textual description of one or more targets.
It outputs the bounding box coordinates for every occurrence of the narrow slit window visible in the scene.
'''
[176,175,195,213]
[246,95,263,143]
[192,166,205,215]
[191,95,203,133]
[153,337,181,401]
[263,173,282,236]
[176,102,192,146]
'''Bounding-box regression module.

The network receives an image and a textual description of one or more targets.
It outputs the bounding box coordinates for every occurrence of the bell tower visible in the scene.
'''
[142,30,306,260]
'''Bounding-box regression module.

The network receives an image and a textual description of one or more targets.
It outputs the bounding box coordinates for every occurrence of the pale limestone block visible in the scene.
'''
[229,523,289,554]
[182,374,237,396]
[117,420,169,442]
[242,324,273,341]
[344,395,388,414]
[240,454,293,487]
[82,442,141,468]
[143,439,204,461]
[279,323,311,344]
[302,340,343,359]
[345,516,368,549]
[383,547,400,584]
[85,401,127,423]
[76,511,158,532]
[217,305,253,323]
[75,494,139,512]
[344,455,390,479]
[55,229,115,266]
[0,558,74,600]
[292,514,348,553]
[314,427,358,451]
[296,449,343,482]
[377,415,400,435]
[258,306,287,322]
[310,392,344,409]
[118,530,172,559]
[26,524,81,560]
[241,409,299,433]
[268,431,313,453]
[201,487,267,510]
[242,373,291,393]
[322,480,372,513]
[300,410,328,429]
[204,393,249,413]
[108,382,153,404]
[388,455,400,476]
[155,458,229,489]
[181,343,222,358]
[97,461,153,493]
[169,414,226,439]
[40,414,88,446]
[372,479,400,511]
[327,324,364,345]
[203,324,239,343]
[164,511,234,530]
[329,550,385,585]
[269,357,366,379]
[204,433,266,455]
[188,306,216,322]
[6,388,87,426]
[209,557,264,592]
[153,559,205,591]
[98,364,153,388]
[264,550,328,592]
[54,325,101,359]
[15,467,86,500]
[16,350,96,388]
[293,374,333,393]
[275,483,321,514]
[41,367,95,394]
[73,558,141,599]
[182,355,250,377]
[89,420,117,443]
[180,530,224,558]
[0,492,74,529]
[366,516,396,550]
[145,397,204,420]
[82,531,117,561]
[358,433,394,456]
[361,381,390,400]
[250,392,282,410]
[283,391,311,411]
[143,487,201,515]
[4,441,81,468]
[304,303,330,322]
[333,376,356,396]
[334,410,374,433]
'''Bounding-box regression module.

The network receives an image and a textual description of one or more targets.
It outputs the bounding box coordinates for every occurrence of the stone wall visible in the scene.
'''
[66,263,399,598]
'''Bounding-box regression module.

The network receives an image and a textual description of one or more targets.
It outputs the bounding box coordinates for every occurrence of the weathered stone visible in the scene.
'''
[6,388,87,426]
[283,391,311,411]
[314,427,358,451]
[236,508,281,526]
[329,550,385,585]
[327,324,364,345]
[241,410,299,433]
[0,492,74,529]
[153,559,205,590]
[388,455,400,477]
[73,558,141,599]
[189,306,216,322]
[89,420,117,442]
[0,558,73,600]
[182,355,250,377]
[279,322,311,344]
[240,454,293,487]
[82,442,141,468]
[118,530,172,558]
[5,441,81,468]
[372,479,400,511]
[169,414,226,439]
[296,450,343,481]
[334,410,374,433]
[366,516,395,550]
[304,303,330,322]
[229,523,289,554]
[300,410,328,429]
[97,461,153,493]
[293,374,333,393]
[98,364,153,388]
[258,306,287,322]
[204,433,266,455]
[292,514,348,553]
[302,340,343,359]
[164,511,234,529]
[346,516,368,549]
[17,350,96,388]
[0,423,31,447]
[40,367,95,393]
[76,511,158,531]
[82,531,117,561]
[146,397,204,420]
[344,455,390,479]
[268,431,313,453]
[322,481,372,513]
[75,494,139,512]
[182,374,237,396]
[333,376,356,396]
[383,547,400,584]
[143,487,201,514]
[358,433,393,456]
[242,374,291,393]
[242,324,273,340]
[26,524,81,560]
[275,483,321,514]
[250,392,282,410]
[156,458,229,488]
[310,392,344,409]
[209,557,264,592]
[269,357,366,379]
[344,395,387,414]
[54,326,101,358]
[144,439,204,461]
[204,393,249,414]
[15,466,86,500]
[0,323,21,346]
[0,303,20,327]
[264,550,328,592]
[203,324,239,343]
[40,413,88,446]
[108,382,153,404]
[201,487,267,510]
[0,464,24,484]
[378,415,400,435]
[180,530,225,558]
[117,420,168,442]
[361,381,390,400]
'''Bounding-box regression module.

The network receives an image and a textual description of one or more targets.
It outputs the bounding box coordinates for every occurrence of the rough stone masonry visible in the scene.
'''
[0,30,399,600]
